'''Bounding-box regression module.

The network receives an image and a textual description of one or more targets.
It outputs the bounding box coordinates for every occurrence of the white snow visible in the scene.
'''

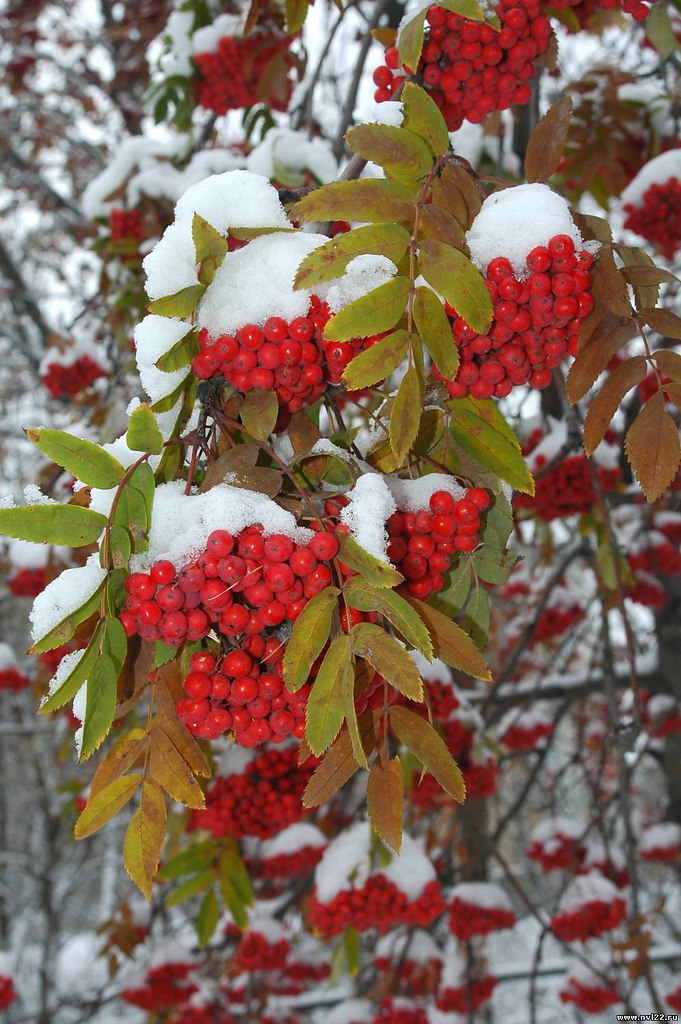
[41,649,87,708]
[339,473,396,563]
[314,821,372,903]
[6,537,50,569]
[449,881,514,912]
[85,432,163,518]
[127,148,245,209]
[29,555,106,643]
[381,832,438,899]
[557,871,624,913]
[639,822,681,853]
[562,955,615,988]
[133,316,192,404]
[531,817,586,844]
[375,929,442,963]
[620,150,681,207]
[196,231,327,338]
[325,255,398,313]
[23,484,58,507]
[246,128,339,185]
[81,136,185,217]
[325,1000,374,1024]
[497,707,553,738]
[260,823,327,858]
[386,473,466,512]
[129,481,314,572]
[466,184,586,279]
[0,643,17,670]
[647,693,677,718]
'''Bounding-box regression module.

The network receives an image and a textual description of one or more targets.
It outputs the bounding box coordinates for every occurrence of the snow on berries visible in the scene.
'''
[434,184,596,398]
[374,2,552,132]
[621,150,681,261]
[447,881,517,940]
[550,872,628,941]
[558,961,620,1013]
[639,822,681,862]
[497,707,554,750]
[527,816,587,872]
[373,931,443,996]
[122,961,198,1011]
[436,947,498,1014]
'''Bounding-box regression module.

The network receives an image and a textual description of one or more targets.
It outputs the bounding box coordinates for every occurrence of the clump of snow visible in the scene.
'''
[130,481,314,572]
[381,833,437,899]
[386,473,466,511]
[246,914,288,944]
[639,822,681,853]
[81,136,185,217]
[375,929,442,963]
[562,955,614,988]
[365,101,404,127]
[23,485,58,507]
[0,643,17,670]
[133,316,192,404]
[497,706,553,737]
[466,184,586,279]
[531,816,585,844]
[143,170,291,301]
[260,823,327,858]
[41,649,87,709]
[450,881,513,911]
[192,12,246,54]
[215,741,256,778]
[647,693,677,718]
[325,1000,374,1024]
[39,333,109,374]
[156,9,195,77]
[621,150,681,207]
[127,148,245,209]
[6,537,50,569]
[30,556,106,643]
[197,231,327,338]
[326,254,398,313]
[558,871,624,913]
[246,128,339,185]
[340,473,396,563]
[85,432,163,518]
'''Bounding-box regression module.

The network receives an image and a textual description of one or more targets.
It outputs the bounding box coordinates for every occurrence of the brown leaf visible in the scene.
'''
[288,411,322,455]
[566,314,637,404]
[638,307,681,340]
[431,162,482,229]
[389,706,465,802]
[155,680,211,777]
[366,757,404,853]
[89,728,148,800]
[74,774,141,839]
[303,714,375,808]
[149,727,206,808]
[420,204,466,249]
[583,355,647,456]
[591,248,632,319]
[625,391,681,502]
[524,95,573,183]
[201,444,282,498]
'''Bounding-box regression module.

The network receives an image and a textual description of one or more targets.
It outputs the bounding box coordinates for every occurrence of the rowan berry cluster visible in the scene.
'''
[559,976,620,1013]
[434,237,594,399]
[192,299,381,418]
[0,975,15,1010]
[256,844,326,884]
[550,894,627,941]
[308,877,444,937]
[515,452,619,521]
[374,998,428,1024]
[448,893,516,940]
[0,667,30,692]
[194,30,294,114]
[41,355,104,398]
[189,747,312,839]
[436,977,497,1013]
[628,538,681,576]
[171,1007,236,1024]
[109,207,144,261]
[121,962,198,1011]
[531,604,585,644]
[231,930,290,973]
[373,1,552,131]
[623,177,681,260]
[667,986,681,1012]
[527,830,586,872]
[6,566,46,597]
[498,715,554,750]
[549,0,655,25]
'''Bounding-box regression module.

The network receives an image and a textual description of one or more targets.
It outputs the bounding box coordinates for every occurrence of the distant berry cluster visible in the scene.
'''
[194,30,294,114]
[0,975,15,1010]
[122,962,198,1011]
[7,566,46,597]
[550,894,627,941]
[448,896,516,940]
[373,1,552,131]
[559,976,620,1013]
[41,355,104,398]
[623,178,681,261]
[109,207,144,261]
[0,667,30,693]
[434,237,594,399]
[308,877,444,936]
[436,977,498,1013]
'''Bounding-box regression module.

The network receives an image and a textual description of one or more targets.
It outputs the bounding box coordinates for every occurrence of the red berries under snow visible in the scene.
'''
[550,872,627,941]
[447,882,517,940]
[373,1,552,131]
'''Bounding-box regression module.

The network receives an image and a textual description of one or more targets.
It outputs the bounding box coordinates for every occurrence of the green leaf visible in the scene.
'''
[472,548,518,585]
[291,179,416,229]
[404,596,492,680]
[645,1,678,58]
[390,363,423,466]
[480,494,514,550]
[398,8,427,71]
[106,567,128,615]
[79,654,118,761]
[389,705,465,802]
[38,621,103,713]
[323,277,410,342]
[147,284,205,318]
[441,0,485,15]
[197,888,220,946]
[351,623,423,702]
[306,636,355,755]
[192,213,228,263]
[433,557,471,615]
[338,533,403,589]
[294,224,411,291]
[283,586,340,692]
[31,579,105,654]
[345,124,433,183]
[285,0,311,31]
[401,82,450,158]
[26,429,126,489]
[0,503,107,547]
[158,840,216,881]
[462,586,490,648]
[74,774,141,839]
[448,397,534,494]
[105,524,132,570]
[342,329,409,390]
[343,578,433,658]
[104,615,128,671]
[413,286,459,380]
[153,640,179,669]
[240,389,279,441]
[166,869,214,908]
[418,240,492,335]
[155,329,199,373]
[219,841,254,908]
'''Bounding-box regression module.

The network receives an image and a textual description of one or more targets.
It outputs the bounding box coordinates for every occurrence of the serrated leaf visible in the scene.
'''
[567,314,638,403]
[524,96,573,183]
[294,223,411,290]
[472,548,518,586]
[448,397,534,494]
[420,205,465,248]
[441,0,485,17]
[342,329,409,389]
[79,654,118,761]
[302,713,376,807]
[583,355,647,455]
[285,0,311,31]
[404,596,491,680]
[123,779,167,900]
[157,840,216,881]
[155,329,200,372]
[37,622,103,713]
[89,728,148,799]
[240,389,279,441]
[196,887,220,946]
[149,727,205,809]
[435,557,472,614]
[292,179,416,229]
[480,495,513,550]
[401,82,450,158]
[390,364,423,467]
[147,284,205,318]
[351,623,423,702]
[192,213,228,263]
[625,391,681,502]
[219,841,254,907]
[462,585,490,647]
[31,580,105,654]
[431,162,482,230]
[418,240,492,335]
[105,615,128,671]
[638,307,681,340]
[413,286,458,380]
[345,123,433,182]
[654,349,681,381]
[26,429,125,489]
[338,532,403,588]
[324,277,410,342]
[343,578,432,658]
[74,774,141,839]
[367,757,404,853]
[306,636,354,755]
[592,248,632,320]
[398,8,427,71]
[389,705,465,802]
[0,503,107,547]
[283,586,339,692]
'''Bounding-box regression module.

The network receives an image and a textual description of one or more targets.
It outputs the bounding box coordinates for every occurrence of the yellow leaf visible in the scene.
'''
[74,774,141,840]
[89,728,148,800]
[123,779,167,900]
[149,727,206,809]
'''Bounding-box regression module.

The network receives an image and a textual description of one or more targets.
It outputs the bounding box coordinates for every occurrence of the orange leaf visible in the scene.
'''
[567,314,637,404]
[403,597,491,680]
[303,714,376,808]
[88,728,148,800]
[524,95,573,183]
[624,391,681,502]
[367,756,404,853]
[74,774,141,840]
[583,355,647,456]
